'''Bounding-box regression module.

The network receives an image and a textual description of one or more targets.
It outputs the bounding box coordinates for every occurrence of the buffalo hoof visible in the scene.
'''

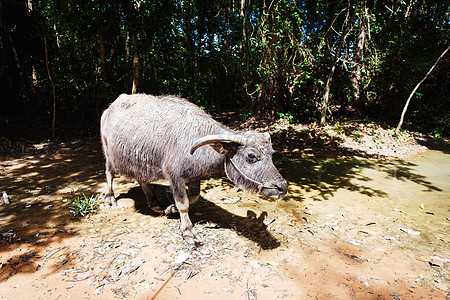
[102,193,118,209]
[183,232,203,246]
[163,204,178,215]
[150,205,164,214]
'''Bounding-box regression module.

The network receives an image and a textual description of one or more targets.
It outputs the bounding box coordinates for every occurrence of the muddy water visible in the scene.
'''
[269,149,450,253]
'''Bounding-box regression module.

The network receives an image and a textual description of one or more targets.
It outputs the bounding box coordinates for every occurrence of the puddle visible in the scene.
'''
[267,150,450,252]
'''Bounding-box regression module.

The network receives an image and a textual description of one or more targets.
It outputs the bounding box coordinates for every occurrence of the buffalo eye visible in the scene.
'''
[248,152,257,162]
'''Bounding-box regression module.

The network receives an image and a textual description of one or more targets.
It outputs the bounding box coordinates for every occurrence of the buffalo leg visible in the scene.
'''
[169,177,201,245]
[105,165,117,207]
[164,181,200,214]
[140,182,164,213]
[187,181,200,205]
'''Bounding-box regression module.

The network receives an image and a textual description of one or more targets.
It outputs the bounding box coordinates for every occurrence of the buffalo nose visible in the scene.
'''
[271,179,288,195]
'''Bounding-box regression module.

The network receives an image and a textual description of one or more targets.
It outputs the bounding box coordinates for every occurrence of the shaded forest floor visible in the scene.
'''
[0,119,449,299]
[220,115,434,159]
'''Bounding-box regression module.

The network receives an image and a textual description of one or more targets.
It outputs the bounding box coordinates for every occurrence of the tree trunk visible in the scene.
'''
[240,0,250,58]
[96,1,117,115]
[131,31,139,94]
[351,7,366,104]
[97,30,110,115]
[320,61,337,124]
[320,10,352,125]
[44,34,56,139]
[395,45,450,134]
[254,0,278,117]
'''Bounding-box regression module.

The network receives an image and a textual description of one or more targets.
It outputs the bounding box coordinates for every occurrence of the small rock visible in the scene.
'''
[429,256,447,267]
[2,192,10,204]
[200,248,212,256]
[220,197,240,204]
[93,288,102,295]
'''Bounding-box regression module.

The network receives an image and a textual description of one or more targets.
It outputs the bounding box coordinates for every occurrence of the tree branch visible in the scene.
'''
[395,45,450,134]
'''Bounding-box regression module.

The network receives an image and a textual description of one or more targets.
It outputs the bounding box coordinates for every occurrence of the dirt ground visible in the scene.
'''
[0,121,448,299]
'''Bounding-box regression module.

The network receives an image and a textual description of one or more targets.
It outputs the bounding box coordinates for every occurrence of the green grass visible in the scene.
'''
[70,194,101,217]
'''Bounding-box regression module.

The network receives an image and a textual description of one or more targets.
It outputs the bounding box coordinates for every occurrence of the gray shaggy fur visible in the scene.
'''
[101,94,287,244]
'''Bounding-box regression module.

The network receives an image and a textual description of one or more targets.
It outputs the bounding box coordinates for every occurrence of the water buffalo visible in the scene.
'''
[101,94,288,244]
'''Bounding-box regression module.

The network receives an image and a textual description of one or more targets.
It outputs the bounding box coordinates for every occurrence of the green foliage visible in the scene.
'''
[351,130,362,142]
[70,194,101,217]
[0,0,448,137]
[334,123,346,136]
[277,112,294,122]
[239,111,252,119]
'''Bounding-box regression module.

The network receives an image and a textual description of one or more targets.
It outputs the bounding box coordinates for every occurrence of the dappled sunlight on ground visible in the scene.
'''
[0,139,448,299]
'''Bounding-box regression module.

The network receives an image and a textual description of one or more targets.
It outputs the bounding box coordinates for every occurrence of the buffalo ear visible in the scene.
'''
[210,141,241,155]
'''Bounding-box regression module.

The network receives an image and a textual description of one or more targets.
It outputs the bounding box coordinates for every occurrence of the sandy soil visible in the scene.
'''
[0,122,448,299]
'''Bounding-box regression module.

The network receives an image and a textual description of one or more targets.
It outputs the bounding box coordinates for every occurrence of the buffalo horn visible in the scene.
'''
[190,134,247,155]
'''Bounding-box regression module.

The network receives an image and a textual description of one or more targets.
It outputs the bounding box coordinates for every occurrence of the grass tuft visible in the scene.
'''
[70,194,101,217]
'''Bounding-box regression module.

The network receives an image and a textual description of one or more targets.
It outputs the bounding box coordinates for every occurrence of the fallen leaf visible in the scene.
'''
[263,218,276,226]
[418,256,432,262]
[429,260,443,267]
[345,253,368,262]
[174,251,190,264]
[346,239,361,246]
[383,236,396,242]
[69,272,94,282]
[325,220,338,226]
[266,261,279,267]
[399,228,421,235]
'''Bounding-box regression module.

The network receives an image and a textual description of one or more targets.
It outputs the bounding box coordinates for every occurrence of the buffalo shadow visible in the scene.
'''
[117,185,281,250]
